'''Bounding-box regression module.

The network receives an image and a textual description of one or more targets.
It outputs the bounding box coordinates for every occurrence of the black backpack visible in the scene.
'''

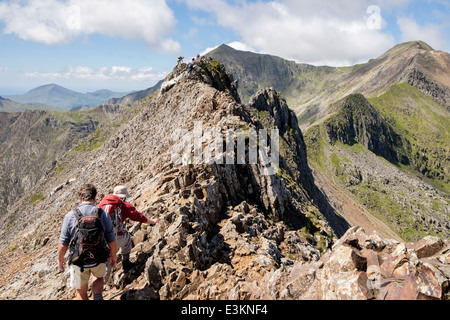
[69,207,110,269]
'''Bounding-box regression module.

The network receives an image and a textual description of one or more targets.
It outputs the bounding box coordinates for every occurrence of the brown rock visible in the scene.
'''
[398,273,420,300]
[327,245,367,273]
[378,280,403,300]
[322,270,373,300]
[380,259,396,278]
[280,261,322,299]
[132,229,147,246]
[417,264,444,299]
[407,236,444,259]
[145,257,164,290]
[393,263,411,280]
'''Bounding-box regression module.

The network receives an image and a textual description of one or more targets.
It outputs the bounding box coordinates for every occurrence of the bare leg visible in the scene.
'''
[76,284,89,300]
[92,276,104,300]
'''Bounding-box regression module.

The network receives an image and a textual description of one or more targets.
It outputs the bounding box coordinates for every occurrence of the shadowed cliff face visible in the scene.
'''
[324,93,410,165]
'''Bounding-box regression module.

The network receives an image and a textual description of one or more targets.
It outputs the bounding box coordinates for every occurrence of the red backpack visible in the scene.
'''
[103,201,125,236]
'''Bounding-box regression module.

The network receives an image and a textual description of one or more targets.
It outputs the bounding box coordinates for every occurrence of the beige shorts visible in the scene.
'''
[68,263,107,289]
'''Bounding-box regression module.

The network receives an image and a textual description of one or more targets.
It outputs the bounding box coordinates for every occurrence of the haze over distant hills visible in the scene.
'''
[0,96,54,112]
[3,84,132,110]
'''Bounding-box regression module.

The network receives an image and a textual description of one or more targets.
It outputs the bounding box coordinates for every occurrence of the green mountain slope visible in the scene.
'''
[207,41,450,129]
[0,104,128,213]
[369,83,450,191]
[207,44,344,109]
[304,92,449,241]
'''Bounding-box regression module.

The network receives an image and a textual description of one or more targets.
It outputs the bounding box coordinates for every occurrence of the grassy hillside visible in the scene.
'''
[369,83,450,192]
[0,104,128,213]
[304,89,449,242]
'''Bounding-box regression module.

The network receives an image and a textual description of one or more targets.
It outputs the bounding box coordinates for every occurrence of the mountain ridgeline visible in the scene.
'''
[208,41,450,241]
[0,41,449,300]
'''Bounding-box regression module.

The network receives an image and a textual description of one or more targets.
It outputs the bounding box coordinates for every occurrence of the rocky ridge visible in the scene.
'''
[208,41,450,129]
[0,59,448,300]
[0,59,340,299]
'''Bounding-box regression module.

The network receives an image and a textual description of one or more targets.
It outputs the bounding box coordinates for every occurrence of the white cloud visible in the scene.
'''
[227,41,256,52]
[131,67,167,82]
[397,17,448,51]
[184,0,398,66]
[200,41,256,57]
[24,65,167,83]
[0,0,180,53]
[200,45,219,56]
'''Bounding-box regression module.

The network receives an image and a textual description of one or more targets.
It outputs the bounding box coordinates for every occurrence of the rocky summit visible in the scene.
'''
[0,58,448,300]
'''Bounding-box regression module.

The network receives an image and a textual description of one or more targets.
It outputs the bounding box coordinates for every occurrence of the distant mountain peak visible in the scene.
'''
[378,40,435,61]
[31,83,67,90]
[408,40,434,51]
[5,84,132,110]
[393,40,434,51]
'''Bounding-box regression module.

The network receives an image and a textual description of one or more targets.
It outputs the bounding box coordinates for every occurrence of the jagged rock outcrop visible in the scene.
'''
[408,68,450,109]
[249,226,449,300]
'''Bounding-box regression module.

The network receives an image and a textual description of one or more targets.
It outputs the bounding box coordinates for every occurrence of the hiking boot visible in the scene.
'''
[122,260,136,272]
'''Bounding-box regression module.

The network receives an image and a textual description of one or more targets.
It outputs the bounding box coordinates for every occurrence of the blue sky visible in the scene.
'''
[0,0,448,94]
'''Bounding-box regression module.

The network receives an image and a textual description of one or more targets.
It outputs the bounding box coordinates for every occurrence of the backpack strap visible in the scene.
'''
[75,207,101,219]
[74,208,83,221]
[96,207,107,233]
[94,207,101,218]
[68,208,84,267]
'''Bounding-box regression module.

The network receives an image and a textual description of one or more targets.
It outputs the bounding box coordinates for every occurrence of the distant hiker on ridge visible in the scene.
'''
[58,184,117,300]
[98,185,160,283]
[188,58,194,72]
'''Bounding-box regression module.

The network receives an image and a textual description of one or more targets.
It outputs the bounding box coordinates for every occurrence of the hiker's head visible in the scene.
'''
[78,184,97,202]
[113,185,130,200]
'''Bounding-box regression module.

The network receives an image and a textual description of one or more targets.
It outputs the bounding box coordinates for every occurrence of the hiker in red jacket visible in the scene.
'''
[98,186,159,283]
